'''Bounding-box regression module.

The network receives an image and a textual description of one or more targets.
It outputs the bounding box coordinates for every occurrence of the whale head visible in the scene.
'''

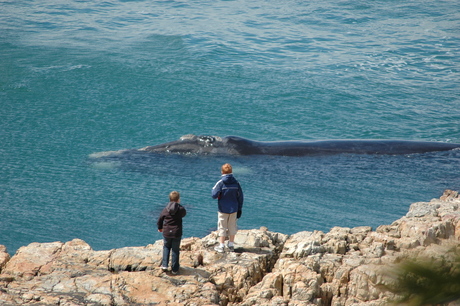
[139,134,226,154]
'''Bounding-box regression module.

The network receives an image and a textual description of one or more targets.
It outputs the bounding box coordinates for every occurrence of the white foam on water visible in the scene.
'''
[231,166,252,175]
[88,150,128,159]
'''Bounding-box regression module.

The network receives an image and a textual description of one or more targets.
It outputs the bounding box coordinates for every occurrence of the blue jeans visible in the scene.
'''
[162,237,181,272]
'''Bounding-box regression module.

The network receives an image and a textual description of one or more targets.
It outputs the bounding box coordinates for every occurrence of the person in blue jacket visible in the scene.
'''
[212,163,244,252]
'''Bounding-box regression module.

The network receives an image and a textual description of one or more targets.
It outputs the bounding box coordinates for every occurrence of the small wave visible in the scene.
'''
[30,64,91,74]
[65,64,91,71]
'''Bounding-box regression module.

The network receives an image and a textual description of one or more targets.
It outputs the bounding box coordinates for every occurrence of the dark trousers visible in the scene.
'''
[162,237,181,272]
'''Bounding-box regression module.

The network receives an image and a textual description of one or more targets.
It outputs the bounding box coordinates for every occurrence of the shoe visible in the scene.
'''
[161,266,168,272]
[171,270,179,275]
[228,245,234,252]
[214,245,225,253]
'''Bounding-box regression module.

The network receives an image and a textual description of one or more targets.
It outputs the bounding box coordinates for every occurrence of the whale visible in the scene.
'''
[110,134,460,157]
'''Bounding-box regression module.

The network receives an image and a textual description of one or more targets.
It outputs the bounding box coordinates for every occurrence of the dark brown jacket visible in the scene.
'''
[157,201,187,238]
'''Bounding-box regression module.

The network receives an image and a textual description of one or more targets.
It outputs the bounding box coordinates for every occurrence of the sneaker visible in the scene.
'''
[228,245,235,252]
[214,245,225,253]
[171,270,179,275]
[161,266,169,272]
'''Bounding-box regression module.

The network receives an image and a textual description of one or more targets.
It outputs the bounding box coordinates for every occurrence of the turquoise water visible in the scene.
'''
[1,0,459,255]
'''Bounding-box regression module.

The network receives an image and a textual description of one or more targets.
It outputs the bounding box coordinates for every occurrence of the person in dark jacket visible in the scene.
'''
[211,163,244,252]
[157,191,187,274]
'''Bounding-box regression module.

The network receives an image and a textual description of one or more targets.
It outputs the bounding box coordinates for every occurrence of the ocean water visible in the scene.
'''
[1,0,459,255]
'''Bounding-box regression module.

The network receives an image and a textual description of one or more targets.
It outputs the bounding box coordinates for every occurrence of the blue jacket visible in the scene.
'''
[212,174,243,214]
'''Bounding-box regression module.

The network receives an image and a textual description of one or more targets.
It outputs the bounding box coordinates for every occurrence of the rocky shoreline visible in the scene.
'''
[1,190,459,305]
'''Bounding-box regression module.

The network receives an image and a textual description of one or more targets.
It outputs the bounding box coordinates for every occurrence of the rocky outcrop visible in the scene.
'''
[1,190,459,305]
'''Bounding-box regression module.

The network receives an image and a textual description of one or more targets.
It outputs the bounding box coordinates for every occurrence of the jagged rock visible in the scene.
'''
[0,190,459,305]
[239,190,460,305]
[2,241,64,279]
[0,228,287,305]
[0,245,10,273]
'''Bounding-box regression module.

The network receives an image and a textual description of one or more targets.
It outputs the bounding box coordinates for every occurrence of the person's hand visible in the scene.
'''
[237,210,242,219]
[158,229,163,232]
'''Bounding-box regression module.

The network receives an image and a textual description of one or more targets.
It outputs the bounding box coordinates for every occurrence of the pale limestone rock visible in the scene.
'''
[2,241,64,279]
[439,189,459,201]
[85,293,113,305]
[0,245,10,272]
[239,272,283,305]
[280,231,326,259]
[239,190,460,305]
[109,245,161,272]
[0,228,288,305]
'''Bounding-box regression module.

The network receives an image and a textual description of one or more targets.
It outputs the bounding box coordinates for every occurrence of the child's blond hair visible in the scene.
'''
[169,191,180,202]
